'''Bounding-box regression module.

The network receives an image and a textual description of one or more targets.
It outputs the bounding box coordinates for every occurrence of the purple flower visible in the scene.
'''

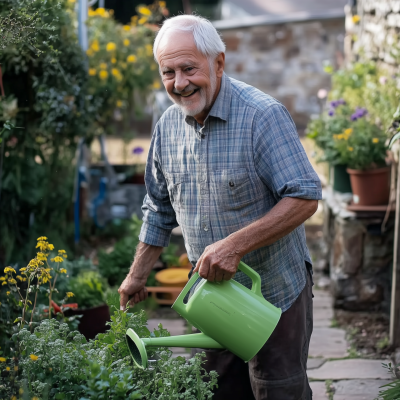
[328,110,335,116]
[132,146,144,155]
[350,107,368,121]
[330,99,346,108]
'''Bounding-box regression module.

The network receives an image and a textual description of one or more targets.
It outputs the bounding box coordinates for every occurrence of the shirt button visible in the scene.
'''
[229,181,235,187]
[203,225,209,231]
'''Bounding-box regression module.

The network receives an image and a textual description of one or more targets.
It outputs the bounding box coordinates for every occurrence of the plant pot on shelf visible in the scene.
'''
[346,167,390,206]
[65,303,110,340]
[331,164,352,193]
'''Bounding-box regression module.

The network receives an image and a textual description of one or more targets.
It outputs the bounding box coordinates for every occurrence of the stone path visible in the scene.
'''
[147,288,393,399]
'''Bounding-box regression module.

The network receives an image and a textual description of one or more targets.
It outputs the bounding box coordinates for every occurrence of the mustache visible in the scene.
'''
[172,84,200,95]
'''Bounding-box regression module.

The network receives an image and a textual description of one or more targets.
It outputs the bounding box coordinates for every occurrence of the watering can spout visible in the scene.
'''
[126,328,224,369]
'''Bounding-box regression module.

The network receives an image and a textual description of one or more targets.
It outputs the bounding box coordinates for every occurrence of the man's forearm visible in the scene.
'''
[129,241,164,281]
[228,197,318,258]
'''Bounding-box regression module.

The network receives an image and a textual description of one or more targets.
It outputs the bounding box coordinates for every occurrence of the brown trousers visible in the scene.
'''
[191,268,314,400]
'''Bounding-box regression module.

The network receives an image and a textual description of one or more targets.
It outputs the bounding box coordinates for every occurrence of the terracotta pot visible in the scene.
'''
[65,303,110,340]
[346,167,390,206]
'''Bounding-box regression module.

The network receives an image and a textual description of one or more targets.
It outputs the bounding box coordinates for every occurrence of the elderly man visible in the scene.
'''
[119,14,322,400]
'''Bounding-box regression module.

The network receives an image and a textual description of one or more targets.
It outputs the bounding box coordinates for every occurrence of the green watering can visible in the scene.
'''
[126,261,281,369]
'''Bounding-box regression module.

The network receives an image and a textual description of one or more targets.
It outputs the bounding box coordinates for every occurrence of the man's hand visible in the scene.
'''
[118,274,148,310]
[193,236,243,282]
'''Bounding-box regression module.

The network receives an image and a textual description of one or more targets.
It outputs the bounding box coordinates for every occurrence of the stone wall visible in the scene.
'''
[218,18,345,132]
[323,190,394,312]
[351,0,400,70]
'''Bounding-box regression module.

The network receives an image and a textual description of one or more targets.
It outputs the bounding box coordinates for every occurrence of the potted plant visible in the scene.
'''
[334,113,389,205]
[307,100,354,192]
[66,270,111,339]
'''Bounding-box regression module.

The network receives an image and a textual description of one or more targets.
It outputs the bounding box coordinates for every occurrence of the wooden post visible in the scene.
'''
[390,159,400,347]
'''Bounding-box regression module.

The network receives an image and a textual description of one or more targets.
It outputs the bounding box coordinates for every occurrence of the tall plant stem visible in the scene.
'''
[21,277,31,329]
[30,284,39,330]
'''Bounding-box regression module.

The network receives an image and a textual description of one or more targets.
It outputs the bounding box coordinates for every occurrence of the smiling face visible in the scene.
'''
[156,31,224,122]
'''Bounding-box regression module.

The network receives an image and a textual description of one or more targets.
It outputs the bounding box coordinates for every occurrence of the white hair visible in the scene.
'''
[153,15,226,63]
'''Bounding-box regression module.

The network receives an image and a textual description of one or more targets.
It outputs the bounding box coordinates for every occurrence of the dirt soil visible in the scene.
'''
[335,309,392,358]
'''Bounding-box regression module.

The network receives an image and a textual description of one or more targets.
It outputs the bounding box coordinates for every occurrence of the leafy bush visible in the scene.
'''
[68,271,108,309]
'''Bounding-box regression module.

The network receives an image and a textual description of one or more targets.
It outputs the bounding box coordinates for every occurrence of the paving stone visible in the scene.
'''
[147,318,186,336]
[308,359,389,380]
[314,307,334,327]
[332,379,392,400]
[310,381,328,399]
[309,327,348,358]
[307,358,326,369]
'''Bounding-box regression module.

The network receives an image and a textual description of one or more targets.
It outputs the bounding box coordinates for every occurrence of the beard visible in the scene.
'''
[167,60,218,117]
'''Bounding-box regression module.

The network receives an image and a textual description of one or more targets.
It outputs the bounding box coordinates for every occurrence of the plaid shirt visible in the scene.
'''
[139,74,322,312]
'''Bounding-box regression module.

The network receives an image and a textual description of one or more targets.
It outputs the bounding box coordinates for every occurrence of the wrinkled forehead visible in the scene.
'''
[156,30,207,67]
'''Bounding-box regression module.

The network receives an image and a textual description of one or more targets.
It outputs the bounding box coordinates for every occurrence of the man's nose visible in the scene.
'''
[174,71,189,92]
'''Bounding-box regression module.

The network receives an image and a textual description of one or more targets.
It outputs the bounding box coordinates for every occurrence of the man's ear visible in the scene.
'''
[215,52,225,78]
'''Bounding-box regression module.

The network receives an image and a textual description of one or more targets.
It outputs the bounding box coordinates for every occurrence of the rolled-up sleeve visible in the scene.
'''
[254,104,322,201]
[139,124,178,247]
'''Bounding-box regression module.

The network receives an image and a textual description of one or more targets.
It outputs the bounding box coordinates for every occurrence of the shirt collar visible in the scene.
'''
[184,72,231,126]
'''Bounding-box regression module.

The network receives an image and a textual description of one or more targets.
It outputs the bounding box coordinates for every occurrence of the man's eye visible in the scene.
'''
[163,71,174,75]
[185,67,194,72]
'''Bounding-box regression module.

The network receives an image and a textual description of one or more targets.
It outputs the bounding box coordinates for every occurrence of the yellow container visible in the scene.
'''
[155,268,189,288]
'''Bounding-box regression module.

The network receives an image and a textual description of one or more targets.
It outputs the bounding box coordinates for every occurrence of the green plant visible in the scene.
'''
[376,362,400,399]
[68,271,108,309]
[325,379,335,400]
[85,3,164,135]
[161,243,180,267]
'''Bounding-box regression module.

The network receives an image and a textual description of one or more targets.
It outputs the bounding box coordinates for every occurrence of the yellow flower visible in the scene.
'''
[66,292,74,298]
[91,39,100,52]
[344,128,353,136]
[123,39,130,47]
[0,357,6,362]
[138,6,152,16]
[37,252,47,261]
[352,15,360,23]
[37,236,47,241]
[131,15,138,24]
[159,1,166,7]
[60,268,67,274]
[348,147,354,152]
[100,62,107,69]
[111,57,117,64]
[116,100,123,108]
[11,396,16,400]
[106,42,116,52]
[16,276,23,281]
[99,70,108,80]
[123,25,130,31]
[58,250,66,254]
[0,276,5,281]
[6,291,10,295]
[138,16,148,25]
[372,138,379,143]
[127,54,137,63]
[96,7,106,16]
[152,80,161,89]
[111,68,122,81]
[32,397,39,400]
[48,244,54,251]
[51,256,63,263]
[30,354,39,361]
[86,49,94,57]
[89,68,97,76]
[6,366,10,371]
[88,8,96,17]
[4,267,16,274]
[68,0,75,3]
[2,281,7,286]
[8,278,16,284]
[146,44,153,56]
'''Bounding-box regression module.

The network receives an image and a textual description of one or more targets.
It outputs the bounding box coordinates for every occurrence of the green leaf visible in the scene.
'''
[389,131,400,149]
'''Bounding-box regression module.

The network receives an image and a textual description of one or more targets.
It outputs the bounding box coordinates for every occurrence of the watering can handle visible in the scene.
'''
[238,261,263,298]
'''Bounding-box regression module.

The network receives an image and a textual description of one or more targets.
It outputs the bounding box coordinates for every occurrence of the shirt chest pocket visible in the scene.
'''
[165,172,190,210]
[213,168,261,211]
